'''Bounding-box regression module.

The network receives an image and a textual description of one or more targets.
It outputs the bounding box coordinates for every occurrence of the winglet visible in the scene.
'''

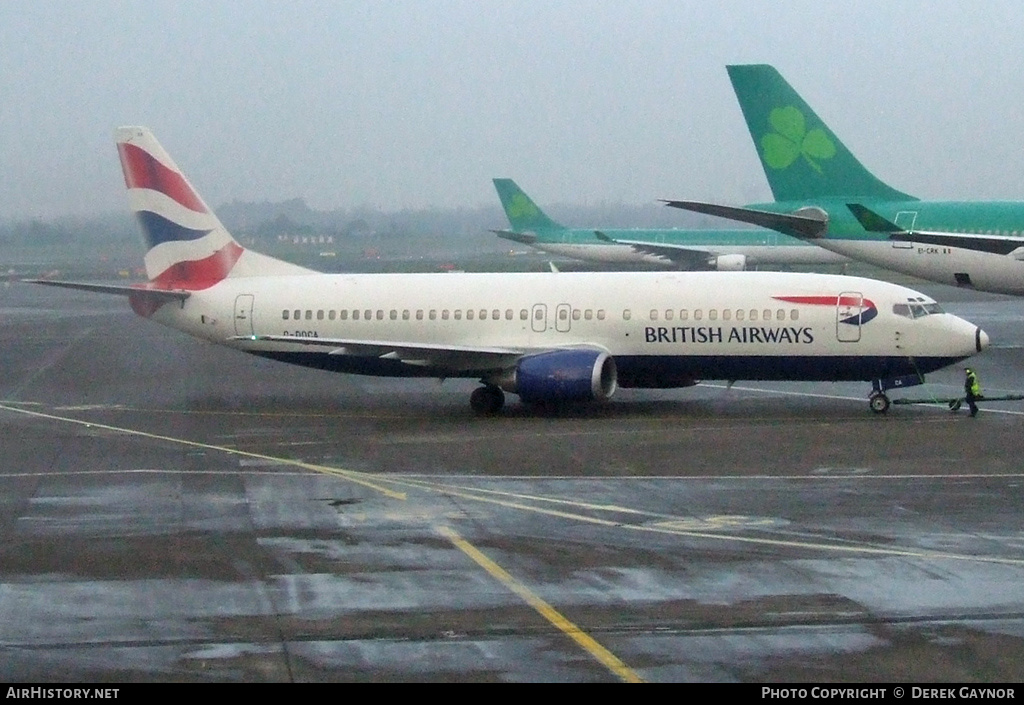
[846,204,905,233]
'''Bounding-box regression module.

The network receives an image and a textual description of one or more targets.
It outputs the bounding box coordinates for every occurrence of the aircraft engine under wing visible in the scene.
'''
[512,348,617,403]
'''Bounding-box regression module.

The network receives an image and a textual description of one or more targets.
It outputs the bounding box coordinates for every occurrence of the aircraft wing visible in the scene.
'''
[662,200,828,239]
[594,232,709,268]
[232,334,530,372]
[25,279,191,302]
[847,204,1024,257]
[490,229,538,245]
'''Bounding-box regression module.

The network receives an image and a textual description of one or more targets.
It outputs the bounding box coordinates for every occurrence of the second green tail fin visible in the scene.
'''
[493,179,564,231]
[727,64,916,203]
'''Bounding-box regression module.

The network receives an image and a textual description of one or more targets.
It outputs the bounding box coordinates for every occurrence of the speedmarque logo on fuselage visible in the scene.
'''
[643,293,877,346]
[773,295,878,325]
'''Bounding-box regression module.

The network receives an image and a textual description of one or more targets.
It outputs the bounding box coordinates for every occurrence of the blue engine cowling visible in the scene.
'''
[510,348,618,404]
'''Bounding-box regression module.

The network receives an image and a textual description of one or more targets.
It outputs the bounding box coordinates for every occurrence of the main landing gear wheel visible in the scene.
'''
[869,392,890,414]
[470,385,505,415]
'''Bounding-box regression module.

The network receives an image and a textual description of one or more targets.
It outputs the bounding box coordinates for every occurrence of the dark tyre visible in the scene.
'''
[869,393,890,414]
[470,386,504,415]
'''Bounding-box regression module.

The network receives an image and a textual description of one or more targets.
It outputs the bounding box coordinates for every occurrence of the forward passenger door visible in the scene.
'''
[836,292,863,343]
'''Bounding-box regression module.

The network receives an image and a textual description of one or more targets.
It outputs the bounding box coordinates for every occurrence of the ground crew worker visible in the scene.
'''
[964,367,981,417]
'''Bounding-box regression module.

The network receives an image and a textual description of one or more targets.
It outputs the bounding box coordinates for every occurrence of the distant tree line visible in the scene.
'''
[0,197,727,251]
[0,213,138,246]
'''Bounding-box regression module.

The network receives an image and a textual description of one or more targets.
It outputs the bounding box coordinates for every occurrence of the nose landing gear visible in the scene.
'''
[869,374,924,414]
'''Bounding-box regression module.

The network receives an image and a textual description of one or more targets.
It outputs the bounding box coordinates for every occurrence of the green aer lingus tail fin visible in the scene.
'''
[727,64,916,203]
[493,178,564,231]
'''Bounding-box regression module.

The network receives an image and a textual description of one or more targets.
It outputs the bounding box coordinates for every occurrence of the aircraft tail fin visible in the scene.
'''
[492,178,564,231]
[726,65,916,203]
[115,126,309,289]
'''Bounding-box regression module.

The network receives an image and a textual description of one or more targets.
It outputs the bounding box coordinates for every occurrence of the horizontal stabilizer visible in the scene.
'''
[846,204,903,233]
[845,204,1024,256]
[25,279,190,302]
[662,200,827,239]
[491,229,538,244]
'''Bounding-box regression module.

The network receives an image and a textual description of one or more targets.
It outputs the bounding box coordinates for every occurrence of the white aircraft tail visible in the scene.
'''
[115,126,310,289]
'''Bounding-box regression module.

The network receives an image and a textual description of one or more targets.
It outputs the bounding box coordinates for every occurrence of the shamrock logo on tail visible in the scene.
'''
[507,193,540,220]
[761,106,836,173]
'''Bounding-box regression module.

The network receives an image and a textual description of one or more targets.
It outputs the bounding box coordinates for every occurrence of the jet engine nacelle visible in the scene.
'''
[713,254,747,271]
[500,348,618,404]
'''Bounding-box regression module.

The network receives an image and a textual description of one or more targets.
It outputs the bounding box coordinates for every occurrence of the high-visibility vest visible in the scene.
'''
[966,371,981,396]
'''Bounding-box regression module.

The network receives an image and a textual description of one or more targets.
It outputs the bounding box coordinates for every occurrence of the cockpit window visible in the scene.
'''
[893,301,944,319]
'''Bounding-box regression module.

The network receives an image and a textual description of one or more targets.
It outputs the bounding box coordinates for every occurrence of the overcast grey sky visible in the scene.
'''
[3,0,1024,219]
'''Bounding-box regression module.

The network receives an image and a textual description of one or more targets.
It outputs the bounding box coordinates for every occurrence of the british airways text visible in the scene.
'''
[645,326,815,344]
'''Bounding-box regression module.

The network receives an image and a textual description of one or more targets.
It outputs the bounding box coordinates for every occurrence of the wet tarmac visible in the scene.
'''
[1,281,1023,682]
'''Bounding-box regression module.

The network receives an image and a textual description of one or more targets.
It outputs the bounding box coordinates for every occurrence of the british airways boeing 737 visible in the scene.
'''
[30,127,987,414]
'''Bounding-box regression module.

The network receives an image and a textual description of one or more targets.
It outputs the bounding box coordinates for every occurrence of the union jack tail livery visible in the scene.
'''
[115,126,310,288]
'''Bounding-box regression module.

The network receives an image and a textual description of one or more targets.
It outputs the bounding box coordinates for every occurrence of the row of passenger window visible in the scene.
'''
[641,308,799,322]
[282,308,610,322]
[281,307,799,323]
[950,229,1023,236]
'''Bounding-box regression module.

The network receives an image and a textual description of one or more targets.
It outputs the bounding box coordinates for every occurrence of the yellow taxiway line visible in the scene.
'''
[437,525,643,683]
[0,402,405,500]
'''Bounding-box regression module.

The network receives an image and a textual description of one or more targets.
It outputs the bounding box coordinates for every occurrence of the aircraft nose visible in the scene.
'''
[976,327,989,352]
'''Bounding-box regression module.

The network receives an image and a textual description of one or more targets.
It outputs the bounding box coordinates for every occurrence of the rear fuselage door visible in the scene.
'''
[836,291,863,342]
[891,211,918,249]
[234,294,254,336]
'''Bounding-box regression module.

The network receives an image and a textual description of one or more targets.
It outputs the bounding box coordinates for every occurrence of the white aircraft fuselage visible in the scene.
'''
[802,237,1024,296]
[151,268,983,390]
[34,127,987,415]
